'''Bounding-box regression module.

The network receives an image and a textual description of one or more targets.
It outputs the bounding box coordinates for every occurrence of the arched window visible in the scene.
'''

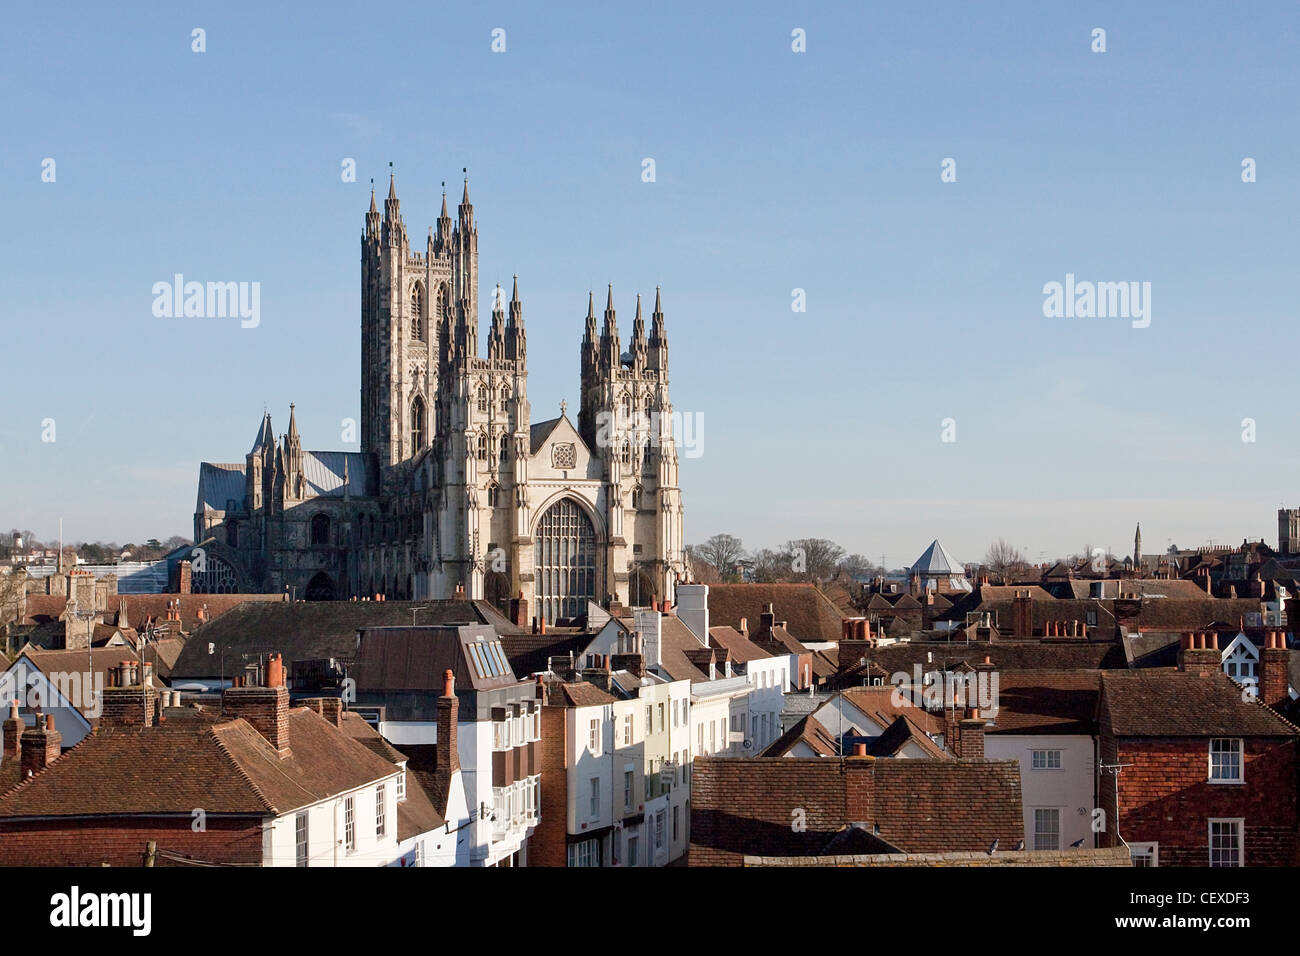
[534,498,597,624]
[477,433,488,460]
[620,394,631,423]
[488,484,500,508]
[477,386,488,414]
[411,395,426,451]
[410,285,424,340]
[499,433,510,463]
[500,386,510,410]
[631,486,642,509]
[311,513,331,547]
[620,440,631,465]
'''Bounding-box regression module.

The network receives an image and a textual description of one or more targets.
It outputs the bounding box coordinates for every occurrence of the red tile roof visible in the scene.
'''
[0,707,399,819]
[1100,670,1299,738]
[690,757,1023,865]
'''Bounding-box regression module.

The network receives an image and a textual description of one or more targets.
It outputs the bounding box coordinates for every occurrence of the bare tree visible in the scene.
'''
[983,538,1027,577]
[691,534,747,577]
[783,538,846,584]
[838,553,882,580]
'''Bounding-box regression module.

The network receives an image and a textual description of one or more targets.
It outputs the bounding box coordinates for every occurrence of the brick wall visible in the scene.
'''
[0,816,264,866]
[533,706,570,867]
[1102,733,1298,866]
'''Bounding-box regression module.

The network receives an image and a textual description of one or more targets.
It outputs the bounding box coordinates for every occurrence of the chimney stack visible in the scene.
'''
[3,699,22,760]
[101,660,160,728]
[1178,631,1221,676]
[510,590,528,628]
[1260,629,1289,710]
[221,652,291,755]
[20,714,61,778]
[436,669,459,774]
[954,707,985,760]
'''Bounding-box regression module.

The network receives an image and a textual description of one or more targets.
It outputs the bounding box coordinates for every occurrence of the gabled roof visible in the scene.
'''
[196,462,246,512]
[690,757,1023,865]
[171,599,520,679]
[704,584,847,645]
[557,681,618,707]
[1100,670,1299,737]
[0,708,400,819]
[706,626,772,663]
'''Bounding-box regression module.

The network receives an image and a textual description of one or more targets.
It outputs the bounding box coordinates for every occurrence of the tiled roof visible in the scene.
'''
[0,707,398,819]
[689,757,1023,865]
[558,681,617,707]
[840,686,945,736]
[1100,670,1299,737]
[171,599,520,679]
[707,626,772,663]
[985,670,1101,735]
[830,641,1127,689]
[871,715,949,759]
[354,625,519,693]
[704,584,846,645]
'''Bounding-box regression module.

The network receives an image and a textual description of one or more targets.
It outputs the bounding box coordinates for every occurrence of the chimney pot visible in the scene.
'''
[443,668,455,698]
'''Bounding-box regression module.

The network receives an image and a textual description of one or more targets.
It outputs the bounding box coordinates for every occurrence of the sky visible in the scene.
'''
[2,1,1298,568]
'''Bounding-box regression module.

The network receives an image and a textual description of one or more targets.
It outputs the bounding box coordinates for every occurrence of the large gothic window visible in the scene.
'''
[411,395,426,451]
[411,285,424,340]
[477,432,488,460]
[535,498,598,625]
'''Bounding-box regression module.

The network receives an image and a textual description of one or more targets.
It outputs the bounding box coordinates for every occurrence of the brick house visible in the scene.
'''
[1096,631,1299,866]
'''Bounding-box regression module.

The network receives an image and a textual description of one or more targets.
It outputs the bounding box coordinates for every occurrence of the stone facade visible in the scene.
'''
[194,179,686,619]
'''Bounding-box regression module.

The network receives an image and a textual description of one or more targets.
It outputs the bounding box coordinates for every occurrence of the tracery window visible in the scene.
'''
[534,498,597,624]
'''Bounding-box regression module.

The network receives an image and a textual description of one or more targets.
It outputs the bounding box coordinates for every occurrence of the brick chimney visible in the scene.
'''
[3,699,22,760]
[510,590,528,628]
[177,559,192,595]
[222,652,291,755]
[756,604,776,641]
[1260,629,1289,709]
[1177,631,1221,676]
[954,707,985,760]
[1012,590,1032,638]
[101,660,160,728]
[436,669,459,774]
[20,714,60,778]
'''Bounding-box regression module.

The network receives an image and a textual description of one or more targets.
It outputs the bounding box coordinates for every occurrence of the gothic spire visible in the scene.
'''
[488,284,506,361]
[648,286,668,370]
[630,293,647,368]
[600,285,620,369]
[507,275,525,361]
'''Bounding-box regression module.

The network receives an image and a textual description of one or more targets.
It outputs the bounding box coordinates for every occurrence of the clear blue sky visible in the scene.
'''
[2,1,1298,567]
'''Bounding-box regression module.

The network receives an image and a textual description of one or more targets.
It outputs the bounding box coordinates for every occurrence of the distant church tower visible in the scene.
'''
[1133,523,1142,570]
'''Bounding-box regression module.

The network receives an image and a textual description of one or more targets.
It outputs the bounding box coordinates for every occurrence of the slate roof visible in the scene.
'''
[196,462,246,512]
[529,417,562,454]
[1099,670,1299,737]
[911,540,966,576]
[354,625,519,693]
[171,599,520,679]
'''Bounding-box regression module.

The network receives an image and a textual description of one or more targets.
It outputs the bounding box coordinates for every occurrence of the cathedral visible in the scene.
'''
[193,176,687,622]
